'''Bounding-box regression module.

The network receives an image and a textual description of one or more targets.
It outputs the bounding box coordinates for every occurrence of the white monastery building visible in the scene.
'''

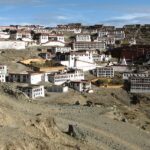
[18,85,45,99]
[51,46,72,53]
[0,65,8,82]
[69,80,92,92]
[76,34,91,42]
[48,69,84,85]
[92,67,114,78]
[57,50,97,71]
[73,41,106,51]
[130,77,150,93]
[8,72,44,85]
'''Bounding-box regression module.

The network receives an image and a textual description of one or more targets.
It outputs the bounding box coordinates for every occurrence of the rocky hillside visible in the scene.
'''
[0,92,88,150]
[0,83,150,150]
[124,25,150,45]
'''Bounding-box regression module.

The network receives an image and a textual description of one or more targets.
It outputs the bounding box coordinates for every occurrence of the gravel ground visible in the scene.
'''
[48,105,150,150]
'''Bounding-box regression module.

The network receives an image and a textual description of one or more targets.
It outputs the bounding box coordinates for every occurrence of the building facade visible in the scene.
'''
[0,65,7,74]
[93,54,112,62]
[0,31,10,39]
[69,80,92,92]
[52,46,72,53]
[93,67,114,78]
[38,33,49,44]
[76,34,91,42]
[0,74,6,82]
[57,51,97,71]
[0,65,7,82]
[48,69,84,85]
[73,42,106,51]
[98,30,108,38]
[48,34,65,43]
[123,72,149,80]
[18,85,45,99]
[130,77,150,93]
[8,72,44,84]
[10,30,32,40]
[47,85,68,93]
[115,28,125,40]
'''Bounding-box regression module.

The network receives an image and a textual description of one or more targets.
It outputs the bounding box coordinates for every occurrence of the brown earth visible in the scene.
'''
[0,84,150,150]
[0,50,150,150]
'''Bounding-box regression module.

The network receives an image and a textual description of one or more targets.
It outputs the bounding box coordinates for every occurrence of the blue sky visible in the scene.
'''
[0,0,150,27]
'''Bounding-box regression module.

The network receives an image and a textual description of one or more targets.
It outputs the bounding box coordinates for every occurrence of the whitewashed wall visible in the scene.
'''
[0,41,26,50]
[0,33,10,39]
[42,41,65,47]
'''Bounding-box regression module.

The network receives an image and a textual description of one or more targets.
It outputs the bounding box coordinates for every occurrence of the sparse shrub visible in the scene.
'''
[130,95,140,105]
[75,101,80,105]
[96,79,108,86]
